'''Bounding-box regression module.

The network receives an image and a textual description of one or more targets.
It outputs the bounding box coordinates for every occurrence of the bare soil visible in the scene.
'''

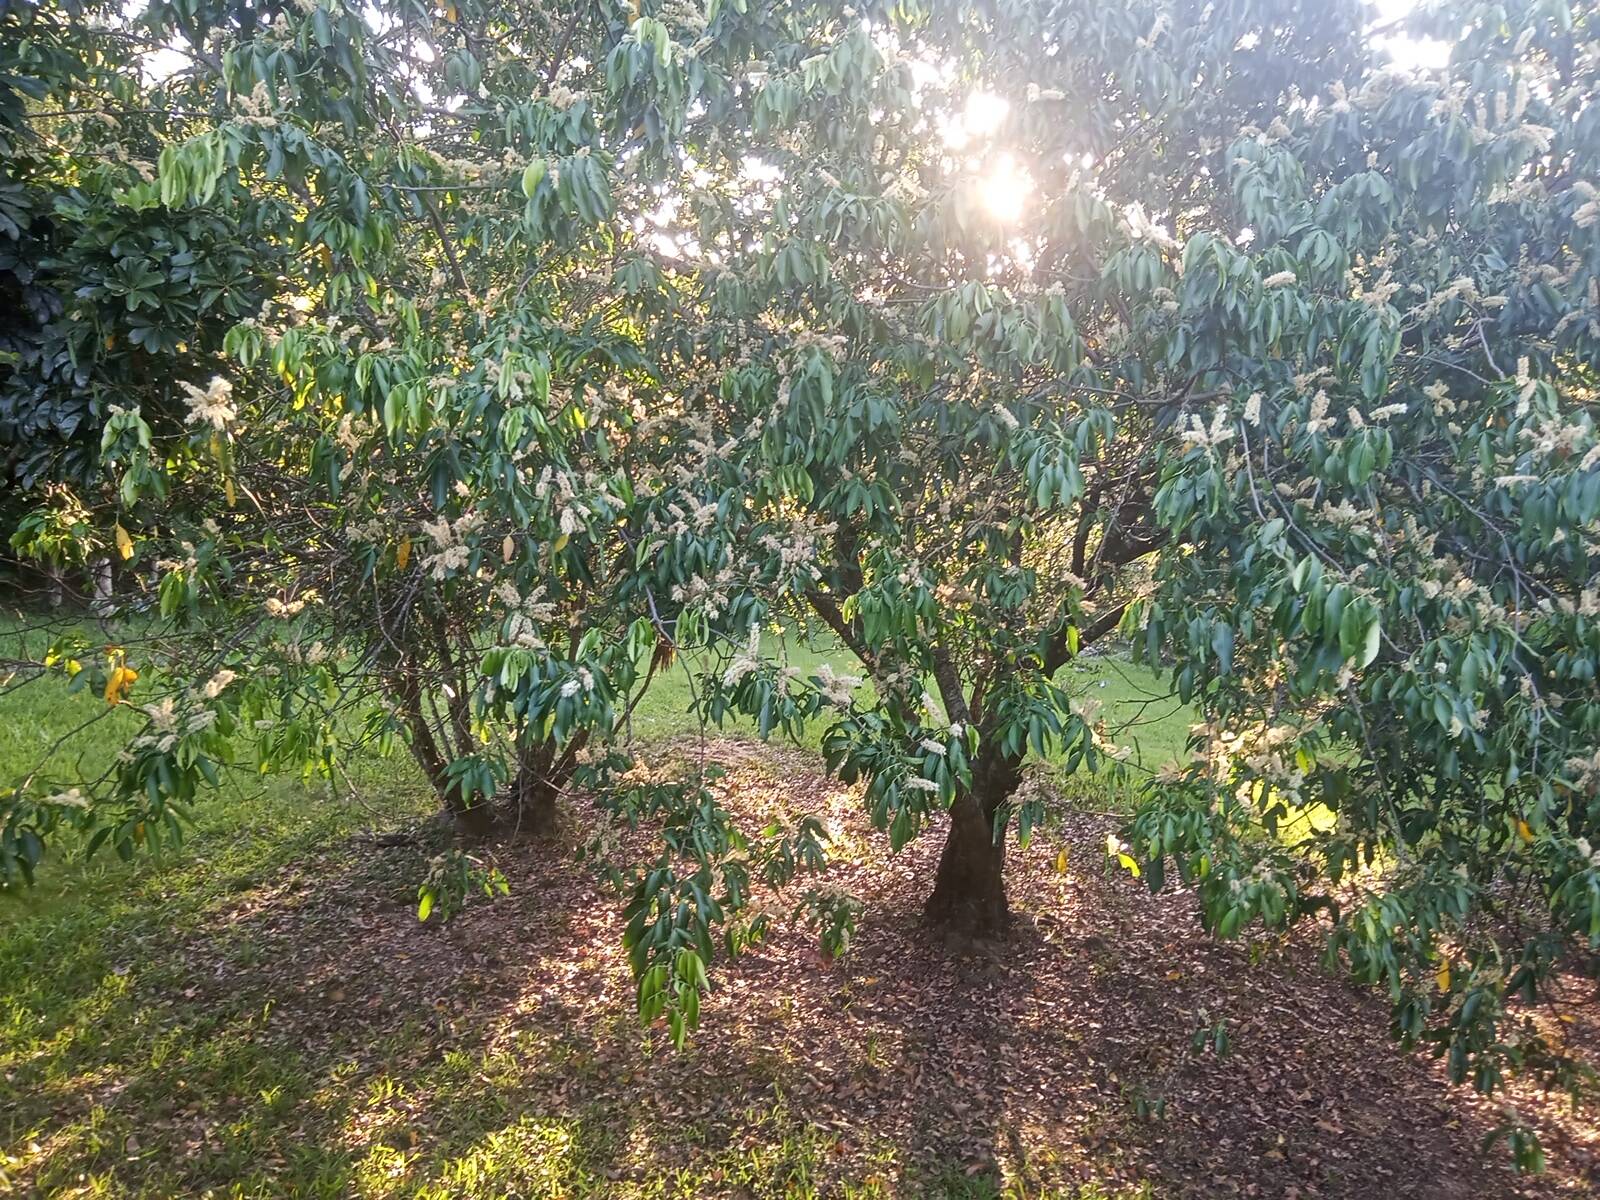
[32,736,1597,1197]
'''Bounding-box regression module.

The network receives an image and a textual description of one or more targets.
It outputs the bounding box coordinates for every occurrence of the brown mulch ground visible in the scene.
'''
[85,737,1600,1197]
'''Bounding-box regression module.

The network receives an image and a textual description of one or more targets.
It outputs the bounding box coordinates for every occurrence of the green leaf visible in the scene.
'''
[521,158,547,198]
[1338,601,1364,660]
[1359,613,1381,668]
[1211,623,1234,674]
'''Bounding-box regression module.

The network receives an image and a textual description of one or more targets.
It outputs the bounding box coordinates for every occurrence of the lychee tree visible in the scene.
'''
[1128,0,1600,1132]
[2,0,721,865]
[627,0,1600,1122]
[636,0,1374,935]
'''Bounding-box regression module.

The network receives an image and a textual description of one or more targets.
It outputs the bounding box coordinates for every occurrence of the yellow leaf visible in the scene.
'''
[552,532,570,553]
[104,664,139,705]
[444,1,458,21]
[1116,852,1141,879]
[45,649,83,676]
[1436,962,1451,992]
[224,478,236,506]
[114,523,134,561]
[1054,848,1068,875]
[502,534,514,563]
[1516,819,1533,844]
[395,537,412,569]
[318,244,333,271]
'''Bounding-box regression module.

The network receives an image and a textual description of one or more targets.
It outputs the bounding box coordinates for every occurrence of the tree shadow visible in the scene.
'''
[3,741,1594,1198]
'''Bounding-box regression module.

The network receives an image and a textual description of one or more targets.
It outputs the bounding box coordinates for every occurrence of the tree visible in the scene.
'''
[3,0,846,1046]
[3,0,705,870]
[1129,0,1600,1119]
[633,0,1368,934]
[3,0,1597,1138]
[623,0,1599,1110]
[0,1,281,627]
[1,3,279,522]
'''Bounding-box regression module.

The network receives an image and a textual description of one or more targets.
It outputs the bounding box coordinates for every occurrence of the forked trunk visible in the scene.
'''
[383,664,495,836]
[923,752,1023,938]
[507,733,584,839]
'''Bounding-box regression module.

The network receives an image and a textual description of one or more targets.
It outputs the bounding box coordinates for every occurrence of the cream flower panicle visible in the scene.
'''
[179,376,236,430]
[201,668,237,699]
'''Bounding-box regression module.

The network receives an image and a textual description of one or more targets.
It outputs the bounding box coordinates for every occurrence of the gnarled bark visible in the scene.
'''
[506,730,588,839]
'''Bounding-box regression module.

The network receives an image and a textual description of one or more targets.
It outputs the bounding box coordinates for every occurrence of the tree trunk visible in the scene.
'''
[509,748,560,838]
[384,665,495,836]
[923,752,1023,938]
[444,780,497,837]
[91,557,114,614]
[508,730,587,839]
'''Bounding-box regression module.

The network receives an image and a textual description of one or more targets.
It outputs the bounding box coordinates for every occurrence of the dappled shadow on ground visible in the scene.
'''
[4,737,1595,1198]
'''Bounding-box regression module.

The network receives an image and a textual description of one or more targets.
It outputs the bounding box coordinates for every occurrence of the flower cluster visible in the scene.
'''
[179,377,236,430]
[814,663,862,709]
[419,512,484,581]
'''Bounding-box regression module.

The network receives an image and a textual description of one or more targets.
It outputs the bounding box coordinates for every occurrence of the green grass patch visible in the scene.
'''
[2,611,1189,1197]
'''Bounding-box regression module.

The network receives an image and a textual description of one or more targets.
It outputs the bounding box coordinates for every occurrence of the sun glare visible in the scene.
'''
[944,89,1010,148]
[963,91,1009,136]
[976,152,1031,223]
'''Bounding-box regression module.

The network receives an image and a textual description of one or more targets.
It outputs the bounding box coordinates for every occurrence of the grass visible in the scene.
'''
[638,622,1193,783]
[622,627,855,748]
[0,613,434,923]
[1,611,1188,917]
[1,610,1186,1198]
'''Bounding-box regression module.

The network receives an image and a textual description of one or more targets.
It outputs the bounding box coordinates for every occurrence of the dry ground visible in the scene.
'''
[4,736,1596,1198]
